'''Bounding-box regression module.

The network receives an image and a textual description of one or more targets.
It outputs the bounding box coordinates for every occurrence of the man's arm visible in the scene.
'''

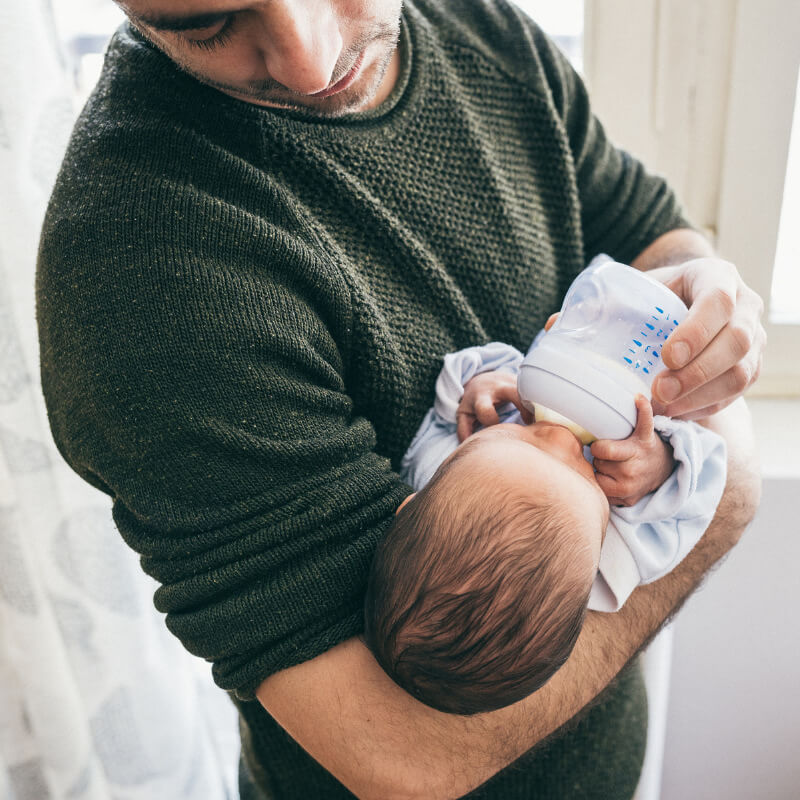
[257,399,760,800]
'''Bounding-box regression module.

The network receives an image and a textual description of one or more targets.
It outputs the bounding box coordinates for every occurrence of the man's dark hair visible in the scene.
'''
[364,443,596,715]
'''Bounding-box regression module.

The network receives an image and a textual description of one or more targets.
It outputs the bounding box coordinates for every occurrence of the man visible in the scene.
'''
[37,1,764,797]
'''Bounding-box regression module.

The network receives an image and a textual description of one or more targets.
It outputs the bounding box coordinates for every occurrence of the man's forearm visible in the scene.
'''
[257,404,760,800]
[630,227,715,270]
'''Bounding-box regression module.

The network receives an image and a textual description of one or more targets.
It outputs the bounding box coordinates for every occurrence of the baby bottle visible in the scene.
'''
[518,257,689,443]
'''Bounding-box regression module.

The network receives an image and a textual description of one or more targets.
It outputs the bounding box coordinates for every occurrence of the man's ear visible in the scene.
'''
[396,492,417,515]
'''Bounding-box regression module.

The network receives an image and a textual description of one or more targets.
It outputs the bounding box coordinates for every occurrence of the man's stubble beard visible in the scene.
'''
[167,23,401,119]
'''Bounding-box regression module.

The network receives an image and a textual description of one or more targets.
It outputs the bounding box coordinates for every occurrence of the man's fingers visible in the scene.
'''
[671,401,730,422]
[653,283,764,409]
[658,258,739,372]
[653,324,764,417]
[654,373,739,420]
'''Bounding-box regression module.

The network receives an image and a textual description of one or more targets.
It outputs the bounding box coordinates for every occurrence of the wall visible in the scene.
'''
[660,399,800,798]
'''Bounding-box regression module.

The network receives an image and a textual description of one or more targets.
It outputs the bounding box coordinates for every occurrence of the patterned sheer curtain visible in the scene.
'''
[0,3,239,798]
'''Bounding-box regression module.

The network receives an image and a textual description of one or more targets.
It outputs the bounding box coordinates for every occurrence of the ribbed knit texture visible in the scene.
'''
[37,0,687,796]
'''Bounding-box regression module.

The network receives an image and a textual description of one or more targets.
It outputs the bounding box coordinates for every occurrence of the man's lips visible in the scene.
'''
[310,51,366,98]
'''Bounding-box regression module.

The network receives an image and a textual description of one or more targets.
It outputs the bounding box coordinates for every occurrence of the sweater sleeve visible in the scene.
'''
[588,419,727,612]
[37,180,410,701]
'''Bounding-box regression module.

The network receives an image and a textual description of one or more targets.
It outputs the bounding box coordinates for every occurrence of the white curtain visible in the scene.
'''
[0,2,239,798]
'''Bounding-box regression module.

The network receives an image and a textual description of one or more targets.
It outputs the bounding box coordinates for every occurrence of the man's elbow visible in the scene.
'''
[711,448,762,558]
[702,398,762,539]
[725,454,762,530]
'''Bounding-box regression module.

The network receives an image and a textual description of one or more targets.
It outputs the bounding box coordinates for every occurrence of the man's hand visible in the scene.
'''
[591,395,676,506]
[456,371,533,442]
[632,231,766,420]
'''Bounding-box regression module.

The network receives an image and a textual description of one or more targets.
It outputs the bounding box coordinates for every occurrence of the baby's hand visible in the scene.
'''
[456,371,533,442]
[590,395,676,507]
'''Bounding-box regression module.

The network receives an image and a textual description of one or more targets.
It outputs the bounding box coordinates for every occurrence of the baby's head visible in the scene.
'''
[364,422,610,715]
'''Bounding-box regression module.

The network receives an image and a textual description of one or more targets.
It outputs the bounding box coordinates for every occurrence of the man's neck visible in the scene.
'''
[364,45,401,111]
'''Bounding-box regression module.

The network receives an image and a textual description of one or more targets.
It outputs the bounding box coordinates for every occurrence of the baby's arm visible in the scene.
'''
[401,343,525,489]
[591,395,676,506]
[456,371,533,442]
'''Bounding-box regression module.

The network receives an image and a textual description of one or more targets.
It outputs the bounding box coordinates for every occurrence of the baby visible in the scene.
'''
[364,341,727,715]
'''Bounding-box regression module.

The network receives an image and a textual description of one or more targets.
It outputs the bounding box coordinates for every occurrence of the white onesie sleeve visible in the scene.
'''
[588,416,727,611]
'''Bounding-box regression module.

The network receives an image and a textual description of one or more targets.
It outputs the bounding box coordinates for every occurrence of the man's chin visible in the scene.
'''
[192,45,392,119]
[222,85,373,118]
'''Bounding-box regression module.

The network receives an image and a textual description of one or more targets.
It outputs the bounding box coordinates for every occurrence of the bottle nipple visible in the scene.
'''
[533,403,597,445]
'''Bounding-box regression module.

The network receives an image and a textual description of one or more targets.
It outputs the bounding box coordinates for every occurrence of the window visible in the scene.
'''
[771,66,800,324]
[515,0,585,72]
[585,0,800,394]
[715,0,800,393]
[52,0,123,106]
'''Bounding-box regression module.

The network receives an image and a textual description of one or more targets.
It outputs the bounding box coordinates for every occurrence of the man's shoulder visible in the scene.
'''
[57,23,265,197]
[42,25,280,269]
[411,0,574,110]
[413,0,542,47]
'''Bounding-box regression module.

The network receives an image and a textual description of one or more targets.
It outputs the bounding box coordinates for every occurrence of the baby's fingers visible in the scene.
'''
[491,383,534,424]
[590,438,633,462]
[604,495,638,508]
[456,411,477,442]
[473,395,501,428]
[590,396,654,460]
[594,471,626,502]
[544,312,560,331]
[592,457,626,478]
[594,465,645,506]
[631,394,655,441]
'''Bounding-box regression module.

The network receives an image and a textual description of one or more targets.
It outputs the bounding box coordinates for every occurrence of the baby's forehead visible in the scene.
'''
[455,427,546,466]
[454,425,531,460]
[449,433,603,516]
[449,435,566,493]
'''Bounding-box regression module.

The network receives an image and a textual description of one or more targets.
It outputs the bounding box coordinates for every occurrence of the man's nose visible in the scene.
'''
[254,0,343,94]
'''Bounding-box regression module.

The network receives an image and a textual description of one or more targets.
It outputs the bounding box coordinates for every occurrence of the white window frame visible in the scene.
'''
[583,0,800,395]
[715,0,800,395]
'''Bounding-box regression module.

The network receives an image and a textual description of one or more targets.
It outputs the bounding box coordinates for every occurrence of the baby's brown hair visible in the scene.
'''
[364,440,597,715]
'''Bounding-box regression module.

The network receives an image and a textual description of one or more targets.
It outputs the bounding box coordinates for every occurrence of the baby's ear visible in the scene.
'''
[396,493,417,515]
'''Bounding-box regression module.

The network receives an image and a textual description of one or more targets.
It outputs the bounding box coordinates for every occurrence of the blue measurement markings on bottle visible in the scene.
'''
[622,306,680,373]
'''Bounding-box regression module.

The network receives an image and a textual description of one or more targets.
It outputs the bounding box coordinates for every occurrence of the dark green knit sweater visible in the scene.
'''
[37,0,687,796]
